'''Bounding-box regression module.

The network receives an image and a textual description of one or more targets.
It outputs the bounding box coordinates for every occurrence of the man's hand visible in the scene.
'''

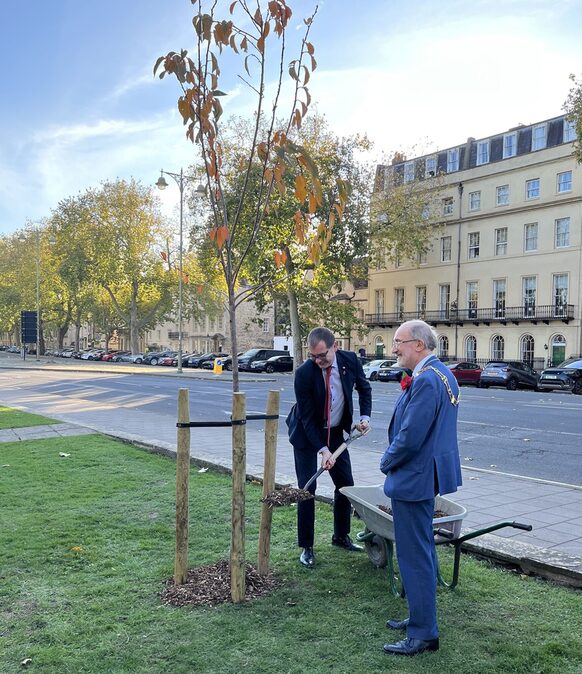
[320,448,335,470]
[355,419,369,433]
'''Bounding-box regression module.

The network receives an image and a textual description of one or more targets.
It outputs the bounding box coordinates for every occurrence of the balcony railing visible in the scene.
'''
[365,304,575,327]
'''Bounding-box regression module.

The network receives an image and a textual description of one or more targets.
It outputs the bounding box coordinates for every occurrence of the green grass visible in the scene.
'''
[0,405,59,429]
[1,435,581,674]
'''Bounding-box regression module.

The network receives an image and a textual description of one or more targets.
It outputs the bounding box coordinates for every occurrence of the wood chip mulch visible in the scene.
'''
[160,559,282,607]
[378,505,448,518]
[261,485,314,507]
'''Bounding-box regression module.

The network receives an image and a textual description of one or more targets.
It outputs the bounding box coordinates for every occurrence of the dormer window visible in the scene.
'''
[447,148,459,172]
[531,124,546,151]
[476,140,489,166]
[404,161,415,183]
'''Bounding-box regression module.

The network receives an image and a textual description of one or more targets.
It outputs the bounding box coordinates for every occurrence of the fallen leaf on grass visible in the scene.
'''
[59,452,71,458]
[21,658,32,667]
[1,464,10,468]
[198,467,209,473]
[70,546,83,553]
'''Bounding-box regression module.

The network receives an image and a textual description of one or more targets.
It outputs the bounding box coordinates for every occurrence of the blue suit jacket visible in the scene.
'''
[286,350,372,452]
[380,356,462,501]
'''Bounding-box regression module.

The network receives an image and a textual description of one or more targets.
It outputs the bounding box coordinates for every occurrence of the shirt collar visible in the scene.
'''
[412,353,434,376]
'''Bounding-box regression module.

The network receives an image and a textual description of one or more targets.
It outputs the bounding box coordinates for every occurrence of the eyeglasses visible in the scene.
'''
[392,338,418,347]
[308,348,331,361]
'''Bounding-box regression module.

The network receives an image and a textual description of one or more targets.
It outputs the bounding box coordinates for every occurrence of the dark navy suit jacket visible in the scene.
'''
[286,350,372,452]
[380,355,462,501]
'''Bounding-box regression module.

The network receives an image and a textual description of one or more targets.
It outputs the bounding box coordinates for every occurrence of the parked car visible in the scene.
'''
[171,353,194,367]
[238,348,290,371]
[377,364,409,382]
[480,361,539,390]
[101,350,126,362]
[187,352,228,368]
[81,349,105,360]
[362,359,396,381]
[143,350,176,366]
[114,353,145,364]
[250,354,294,373]
[158,353,178,366]
[447,361,483,386]
[538,358,582,394]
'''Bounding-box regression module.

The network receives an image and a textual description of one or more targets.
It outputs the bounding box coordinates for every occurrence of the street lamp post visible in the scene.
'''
[156,169,206,373]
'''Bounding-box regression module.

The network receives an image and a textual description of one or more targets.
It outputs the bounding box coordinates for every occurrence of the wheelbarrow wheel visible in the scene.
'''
[364,533,388,568]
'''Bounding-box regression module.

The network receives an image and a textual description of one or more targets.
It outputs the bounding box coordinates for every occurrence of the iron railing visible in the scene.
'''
[365,304,575,327]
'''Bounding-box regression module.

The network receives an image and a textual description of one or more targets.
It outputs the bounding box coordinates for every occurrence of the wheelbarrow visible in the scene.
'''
[340,484,532,596]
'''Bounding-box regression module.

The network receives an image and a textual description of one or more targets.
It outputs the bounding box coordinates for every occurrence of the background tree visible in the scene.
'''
[155,0,349,391]
[564,73,582,163]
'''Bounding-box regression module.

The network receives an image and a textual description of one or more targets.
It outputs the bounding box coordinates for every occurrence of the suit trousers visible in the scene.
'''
[391,497,439,641]
[293,426,354,548]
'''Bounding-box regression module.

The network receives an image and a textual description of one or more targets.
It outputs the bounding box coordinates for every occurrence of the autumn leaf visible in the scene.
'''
[294,175,307,202]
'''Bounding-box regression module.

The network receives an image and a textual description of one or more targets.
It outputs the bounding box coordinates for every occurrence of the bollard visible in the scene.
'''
[213,358,223,375]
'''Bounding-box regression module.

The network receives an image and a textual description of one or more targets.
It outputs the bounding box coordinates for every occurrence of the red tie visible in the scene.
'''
[324,366,332,448]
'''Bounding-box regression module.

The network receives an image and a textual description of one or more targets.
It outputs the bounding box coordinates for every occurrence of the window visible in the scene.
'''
[522,276,537,317]
[375,289,385,315]
[493,279,506,318]
[563,118,576,142]
[468,191,481,211]
[394,288,405,318]
[416,286,427,317]
[404,161,415,183]
[443,197,454,215]
[468,232,480,259]
[526,179,540,199]
[218,315,224,330]
[262,317,270,333]
[520,335,535,366]
[476,140,490,165]
[524,222,538,252]
[465,335,477,361]
[503,132,517,158]
[425,156,437,178]
[491,335,505,360]
[553,274,568,316]
[447,148,459,172]
[418,250,427,265]
[496,185,509,206]
[438,335,449,358]
[439,284,450,319]
[440,236,452,262]
[555,218,570,248]
[466,282,478,318]
[557,171,572,193]
[531,124,547,151]
[495,227,508,256]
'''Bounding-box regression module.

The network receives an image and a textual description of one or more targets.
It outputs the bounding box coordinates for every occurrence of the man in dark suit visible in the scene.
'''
[380,320,462,657]
[287,327,372,568]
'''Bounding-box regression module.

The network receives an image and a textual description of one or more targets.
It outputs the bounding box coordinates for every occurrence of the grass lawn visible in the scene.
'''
[1,434,581,674]
[0,405,59,430]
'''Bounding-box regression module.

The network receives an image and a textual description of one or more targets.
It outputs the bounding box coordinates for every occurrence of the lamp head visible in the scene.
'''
[156,174,168,190]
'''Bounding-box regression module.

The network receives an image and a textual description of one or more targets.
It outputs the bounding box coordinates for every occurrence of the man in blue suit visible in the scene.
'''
[287,327,372,568]
[380,320,462,656]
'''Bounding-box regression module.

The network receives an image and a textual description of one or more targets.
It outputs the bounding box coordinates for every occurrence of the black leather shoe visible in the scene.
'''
[386,617,409,631]
[331,535,363,551]
[383,637,439,656]
[299,547,315,567]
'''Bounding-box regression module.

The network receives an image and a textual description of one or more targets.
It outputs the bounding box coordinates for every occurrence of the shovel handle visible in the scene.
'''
[303,441,348,492]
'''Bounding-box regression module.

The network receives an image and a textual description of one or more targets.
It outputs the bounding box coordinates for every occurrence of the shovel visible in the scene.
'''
[303,425,370,491]
[261,425,371,508]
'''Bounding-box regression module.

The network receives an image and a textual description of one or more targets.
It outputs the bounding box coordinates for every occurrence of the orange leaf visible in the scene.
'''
[294,210,305,244]
[215,225,229,249]
[294,175,307,202]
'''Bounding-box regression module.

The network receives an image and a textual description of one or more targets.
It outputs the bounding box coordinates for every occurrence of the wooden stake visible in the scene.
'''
[230,392,246,603]
[257,390,279,575]
[175,388,190,585]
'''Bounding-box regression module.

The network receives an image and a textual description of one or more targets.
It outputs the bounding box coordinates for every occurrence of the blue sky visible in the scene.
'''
[1,0,581,234]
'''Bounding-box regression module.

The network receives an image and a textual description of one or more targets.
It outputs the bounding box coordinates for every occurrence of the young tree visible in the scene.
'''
[564,73,582,163]
[155,0,349,391]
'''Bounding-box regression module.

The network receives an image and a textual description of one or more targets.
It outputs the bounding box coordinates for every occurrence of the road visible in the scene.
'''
[0,365,581,486]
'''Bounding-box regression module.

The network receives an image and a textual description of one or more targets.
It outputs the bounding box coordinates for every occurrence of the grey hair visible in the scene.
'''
[308,327,336,349]
[404,320,437,351]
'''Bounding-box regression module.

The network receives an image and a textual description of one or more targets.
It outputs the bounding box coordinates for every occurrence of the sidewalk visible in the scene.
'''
[2,355,582,588]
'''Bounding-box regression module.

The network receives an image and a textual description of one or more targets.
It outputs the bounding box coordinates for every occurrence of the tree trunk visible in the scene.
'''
[130,281,140,354]
[283,249,304,368]
[228,287,239,392]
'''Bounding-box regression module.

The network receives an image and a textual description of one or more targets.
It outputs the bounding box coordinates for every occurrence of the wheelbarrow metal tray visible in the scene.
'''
[340,484,467,541]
